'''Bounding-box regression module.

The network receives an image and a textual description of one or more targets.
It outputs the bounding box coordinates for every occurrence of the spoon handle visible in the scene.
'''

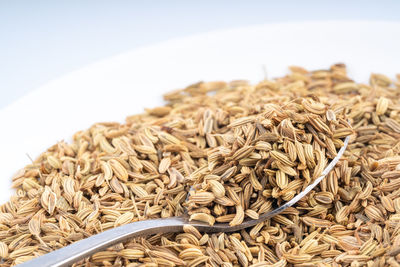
[18,217,186,267]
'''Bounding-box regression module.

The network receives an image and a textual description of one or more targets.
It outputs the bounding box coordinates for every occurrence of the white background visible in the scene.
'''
[1,0,400,108]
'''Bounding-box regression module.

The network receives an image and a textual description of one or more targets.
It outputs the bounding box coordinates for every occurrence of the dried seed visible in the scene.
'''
[376,97,389,115]
[230,205,245,226]
[114,212,134,227]
[209,180,225,198]
[0,241,8,258]
[189,213,215,226]
[109,159,129,182]
[158,158,171,174]
[119,249,145,259]
[380,195,395,212]
[365,205,384,222]
[189,192,216,205]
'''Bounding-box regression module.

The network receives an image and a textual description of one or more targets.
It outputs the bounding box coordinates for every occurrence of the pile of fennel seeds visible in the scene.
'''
[1,64,400,266]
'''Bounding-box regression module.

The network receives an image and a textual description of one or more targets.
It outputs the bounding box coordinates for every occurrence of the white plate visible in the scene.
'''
[1,20,400,204]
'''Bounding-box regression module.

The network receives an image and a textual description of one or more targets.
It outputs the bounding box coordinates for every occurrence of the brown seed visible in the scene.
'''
[0,241,8,258]
[230,205,245,226]
[376,97,389,115]
[270,150,296,167]
[365,205,384,222]
[146,106,172,117]
[189,213,215,226]
[118,249,145,259]
[276,170,288,190]
[208,180,226,198]
[380,195,395,212]
[47,155,62,169]
[158,157,171,174]
[179,248,203,260]
[108,159,129,182]
[189,192,216,205]
[114,212,134,227]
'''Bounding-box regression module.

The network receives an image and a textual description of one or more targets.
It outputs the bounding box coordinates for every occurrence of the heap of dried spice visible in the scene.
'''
[186,97,351,226]
[1,64,400,267]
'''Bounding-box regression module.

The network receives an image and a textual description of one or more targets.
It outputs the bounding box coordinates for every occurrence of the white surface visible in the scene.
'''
[0,20,400,204]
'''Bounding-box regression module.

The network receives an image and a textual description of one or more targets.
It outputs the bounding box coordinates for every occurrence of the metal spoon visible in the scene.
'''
[18,136,349,267]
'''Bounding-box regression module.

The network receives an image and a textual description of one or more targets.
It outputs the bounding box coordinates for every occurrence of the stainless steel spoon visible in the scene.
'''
[18,136,350,267]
